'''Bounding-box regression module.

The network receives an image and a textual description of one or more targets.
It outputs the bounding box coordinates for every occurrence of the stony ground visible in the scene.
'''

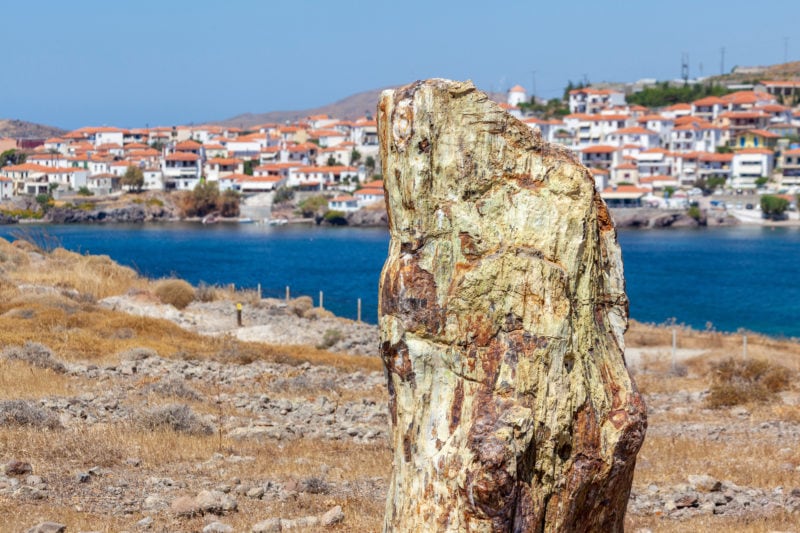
[1,249,800,531]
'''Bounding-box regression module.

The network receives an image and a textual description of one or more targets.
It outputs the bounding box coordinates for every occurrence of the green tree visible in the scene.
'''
[243,160,255,176]
[0,149,26,167]
[326,156,338,166]
[297,195,329,221]
[365,155,376,171]
[350,149,362,165]
[191,181,220,216]
[755,177,769,188]
[217,189,240,217]
[122,166,145,192]
[760,194,789,220]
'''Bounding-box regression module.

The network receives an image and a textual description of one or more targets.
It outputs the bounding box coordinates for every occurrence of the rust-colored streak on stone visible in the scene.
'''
[594,190,614,232]
[449,380,464,435]
[378,79,646,532]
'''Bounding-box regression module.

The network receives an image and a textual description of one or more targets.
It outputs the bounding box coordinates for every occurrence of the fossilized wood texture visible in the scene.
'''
[377,79,647,533]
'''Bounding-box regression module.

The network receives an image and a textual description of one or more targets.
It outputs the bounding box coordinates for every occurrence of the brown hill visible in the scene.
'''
[0,118,65,140]
[708,60,800,84]
[214,87,394,128]
[213,85,507,128]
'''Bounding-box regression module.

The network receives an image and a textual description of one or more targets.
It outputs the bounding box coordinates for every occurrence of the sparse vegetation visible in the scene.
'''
[318,328,343,349]
[138,403,213,436]
[760,194,789,220]
[626,82,730,107]
[154,279,195,309]
[705,357,792,408]
[0,399,61,429]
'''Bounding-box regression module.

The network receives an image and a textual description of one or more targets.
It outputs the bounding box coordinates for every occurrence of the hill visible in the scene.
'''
[214,87,394,128]
[706,60,800,85]
[213,85,507,128]
[0,119,65,140]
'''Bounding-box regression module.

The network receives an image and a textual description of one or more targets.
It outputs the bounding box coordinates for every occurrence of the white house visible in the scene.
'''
[87,173,121,195]
[636,149,674,177]
[354,187,385,207]
[162,152,201,185]
[233,175,286,193]
[507,85,527,107]
[328,195,360,212]
[580,145,619,170]
[0,176,14,199]
[568,88,626,114]
[605,126,660,150]
[143,169,164,190]
[731,148,774,189]
[287,165,359,188]
[205,158,244,182]
[92,128,125,148]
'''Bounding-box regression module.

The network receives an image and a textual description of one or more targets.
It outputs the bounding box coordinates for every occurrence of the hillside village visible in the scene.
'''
[1,76,800,217]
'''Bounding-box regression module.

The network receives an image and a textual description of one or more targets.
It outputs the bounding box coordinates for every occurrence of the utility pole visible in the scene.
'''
[720,46,726,75]
[681,52,690,85]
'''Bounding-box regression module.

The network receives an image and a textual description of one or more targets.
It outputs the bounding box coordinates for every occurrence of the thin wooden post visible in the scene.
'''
[671,329,677,373]
[257,283,262,299]
[319,291,324,309]
[285,285,290,303]
[743,334,748,359]
[357,298,362,322]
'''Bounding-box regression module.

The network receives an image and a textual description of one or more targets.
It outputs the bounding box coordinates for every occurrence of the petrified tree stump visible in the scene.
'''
[377,79,646,532]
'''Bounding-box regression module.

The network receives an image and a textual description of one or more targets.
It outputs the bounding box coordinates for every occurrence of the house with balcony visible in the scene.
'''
[636,148,674,177]
[600,185,648,208]
[568,88,626,114]
[761,81,800,105]
[605,126,660,150]
[0,176,13,199]
[162,152,201,189]
[636,114,674,145]
[580,145,618,171]
[731,148,774,189]
[87,173,121,195]
[732,129,780,151]
[780,148,800,188]
[288,165,360,188]
[355,186,385,207]
[205,158,244,182]
[721,90,776,112]
[691,96,726,122]
[233,175,286,194]
[328,195,360,212]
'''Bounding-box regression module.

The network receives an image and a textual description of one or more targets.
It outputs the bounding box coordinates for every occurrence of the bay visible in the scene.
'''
[1,223,798,338]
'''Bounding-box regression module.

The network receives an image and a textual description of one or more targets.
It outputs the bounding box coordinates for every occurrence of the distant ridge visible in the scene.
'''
[213,84,507,129]
[0,119,65,140]
[213,87,396,128]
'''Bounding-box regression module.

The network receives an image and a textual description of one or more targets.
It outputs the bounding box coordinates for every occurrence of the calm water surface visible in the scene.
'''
[1,223,798,337]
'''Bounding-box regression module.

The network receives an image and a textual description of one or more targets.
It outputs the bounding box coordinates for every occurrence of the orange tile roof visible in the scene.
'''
[613,126,658,135]
[743,129,780,138]
[295,165,357,173]
[165,152,200,162]
[175,140,202,150]
[331,195,356,202]
[602,185,649,193]
[637,114,671,123]
[582,145,617,154]
[2,163,50,172]
[663,103,692,111]
[355,188,384,197]
[735,148,774,155]
[639,175,676,183]
[692,96,726,106]
[206,158,243,166]
[784,148,800,155]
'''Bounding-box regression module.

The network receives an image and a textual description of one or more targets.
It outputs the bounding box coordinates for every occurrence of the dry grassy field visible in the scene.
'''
[1,237,799,532]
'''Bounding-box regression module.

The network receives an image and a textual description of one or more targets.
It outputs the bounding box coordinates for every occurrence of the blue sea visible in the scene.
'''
[1,223,798,338]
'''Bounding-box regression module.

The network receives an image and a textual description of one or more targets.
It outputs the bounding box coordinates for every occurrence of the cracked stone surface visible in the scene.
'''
[377,79,647,532]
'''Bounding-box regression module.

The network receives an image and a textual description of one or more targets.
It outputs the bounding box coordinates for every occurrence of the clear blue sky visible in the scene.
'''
[4,0,798,129]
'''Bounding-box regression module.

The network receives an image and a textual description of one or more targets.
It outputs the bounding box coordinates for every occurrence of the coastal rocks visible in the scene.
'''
[346,206,388,227]
[45,204,173,224]
[611,208,739,229]
[378,79,646,531]
[0,212,18,225]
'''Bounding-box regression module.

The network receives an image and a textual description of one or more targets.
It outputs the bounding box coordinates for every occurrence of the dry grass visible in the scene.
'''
[634,434,800,489]
[706,357,793,408]
[154,278,195,309]
[626,511,800,532]
[0,360,79,399]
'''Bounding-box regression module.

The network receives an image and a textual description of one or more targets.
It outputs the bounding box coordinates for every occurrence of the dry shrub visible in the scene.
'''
[1,341,66,373]
[138,404,213,436]
[143,379,202,401]
[706,357,793,408]
[154,279,195,309]
[317,328,342,349]
[288,296,313,317]
[303,307,334,320]
[0,399,61,429]
[195,282,220,302]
